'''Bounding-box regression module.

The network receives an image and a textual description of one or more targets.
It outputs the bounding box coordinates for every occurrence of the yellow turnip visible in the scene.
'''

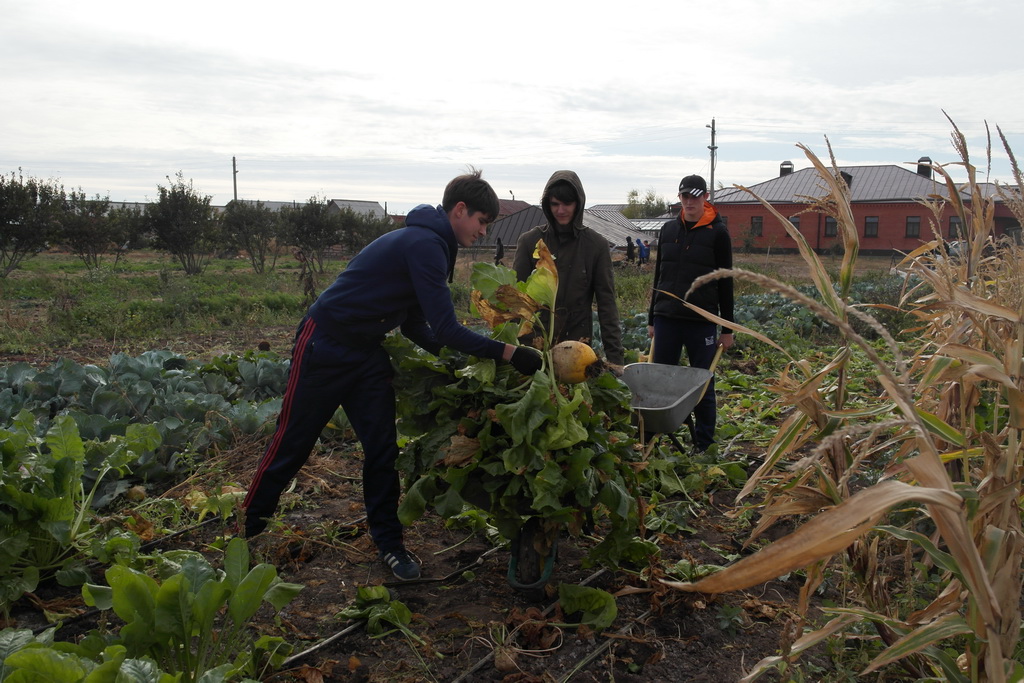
[550,340,601,384]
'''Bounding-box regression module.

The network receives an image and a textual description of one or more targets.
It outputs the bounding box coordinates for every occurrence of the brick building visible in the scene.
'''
[705,159,1020,255]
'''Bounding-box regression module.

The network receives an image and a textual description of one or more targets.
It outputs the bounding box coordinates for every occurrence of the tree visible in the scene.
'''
[341,207,396,254]
[58,190,114,269]
[738,223,757,253]
[222,200,283,274]
[106,203,148,264]
[280,195,340,273]
[147,172,221,275]
[622,188,667,219]
[0,170,65,277]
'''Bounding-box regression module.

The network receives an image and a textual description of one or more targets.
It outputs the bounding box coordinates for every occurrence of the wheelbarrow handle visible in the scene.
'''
[709,342,725,374]
[696,343,725,403]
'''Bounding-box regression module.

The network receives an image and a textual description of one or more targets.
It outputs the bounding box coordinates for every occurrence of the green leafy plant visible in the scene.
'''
[336,585,425,646]
[81,536,302,682]
[0,411,154,616]
[391,244,650,569]
[556,584,618,631]
[0,627,179,683]
[716,604,747,636]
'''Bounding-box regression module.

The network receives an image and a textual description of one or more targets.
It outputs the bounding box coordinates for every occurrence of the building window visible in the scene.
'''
[906,216,921,238]
[824,216,837,237]
[720,215,728,228]
[789,216,800,230]
[750,216,762,237]
[864,216,878,238]
[949,216,963,240]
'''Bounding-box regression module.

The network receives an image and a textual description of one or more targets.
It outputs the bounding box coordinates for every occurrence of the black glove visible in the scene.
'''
[510,347,543,375]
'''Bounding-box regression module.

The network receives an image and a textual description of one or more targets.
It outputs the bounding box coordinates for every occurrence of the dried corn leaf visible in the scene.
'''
[938,343,1004,369]
[862,613,972,675]
[663,480,961,594]
[949,287,1020,323]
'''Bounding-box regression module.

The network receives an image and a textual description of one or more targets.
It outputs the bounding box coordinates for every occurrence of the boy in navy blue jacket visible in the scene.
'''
[243,169,542,580]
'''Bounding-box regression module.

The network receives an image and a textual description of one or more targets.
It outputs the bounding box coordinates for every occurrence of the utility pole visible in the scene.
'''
[706,118,717,202]
[232,156,238,202]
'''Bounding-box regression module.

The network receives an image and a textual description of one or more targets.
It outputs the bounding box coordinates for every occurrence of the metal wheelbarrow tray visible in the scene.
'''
[621,363,713,435]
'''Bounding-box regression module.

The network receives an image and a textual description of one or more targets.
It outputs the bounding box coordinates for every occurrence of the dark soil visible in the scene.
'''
[7,419,827,683]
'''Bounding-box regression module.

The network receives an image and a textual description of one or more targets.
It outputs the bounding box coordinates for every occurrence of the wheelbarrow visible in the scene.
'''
[621,362,714,453]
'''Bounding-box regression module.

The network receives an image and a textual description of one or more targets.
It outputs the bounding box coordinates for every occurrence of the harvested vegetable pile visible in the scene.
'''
[390,242,657,569]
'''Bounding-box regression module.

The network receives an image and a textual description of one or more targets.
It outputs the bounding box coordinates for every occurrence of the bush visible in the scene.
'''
[0,170,65,277]
[147,173,222,276]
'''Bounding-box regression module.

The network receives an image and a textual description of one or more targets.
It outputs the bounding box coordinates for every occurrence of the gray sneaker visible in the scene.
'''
[380,548,421,581]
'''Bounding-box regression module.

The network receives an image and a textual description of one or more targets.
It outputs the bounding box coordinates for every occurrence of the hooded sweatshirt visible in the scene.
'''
[648,200,734,330]
[513,171,625,364]
[308,204,505,360]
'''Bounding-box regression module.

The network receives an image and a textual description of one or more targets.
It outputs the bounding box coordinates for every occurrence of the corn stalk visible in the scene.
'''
[662,125,1023,682]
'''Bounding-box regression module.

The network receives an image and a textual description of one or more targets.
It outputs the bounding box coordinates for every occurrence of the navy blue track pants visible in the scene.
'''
[242,317,405,551]
[651,317,719,451]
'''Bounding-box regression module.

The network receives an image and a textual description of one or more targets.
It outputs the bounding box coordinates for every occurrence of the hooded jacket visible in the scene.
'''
[648,200,734,330]
[308,204,505,359]
[513,171,625,364]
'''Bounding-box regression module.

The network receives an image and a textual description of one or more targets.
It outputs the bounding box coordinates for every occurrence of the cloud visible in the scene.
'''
[2,1,1022,213]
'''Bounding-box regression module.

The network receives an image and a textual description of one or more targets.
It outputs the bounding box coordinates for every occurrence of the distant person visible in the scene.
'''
[626,238,635,264]
[646,174,734,453]
[243,169,543,581]
[513,170,625,365]
[636,237,650,265]
[494,236,504,266]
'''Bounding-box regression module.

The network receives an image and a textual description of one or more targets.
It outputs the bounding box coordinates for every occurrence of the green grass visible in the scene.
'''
[1,249,893,358]
[612,266,652,313]
[0,252,311,353]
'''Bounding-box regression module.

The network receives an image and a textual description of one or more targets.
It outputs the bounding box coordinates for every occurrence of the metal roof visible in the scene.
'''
[588,209,637,231]
[498,198,531,217]
[712,164,964,204]
[231,199,305,212]
[583,210,648,246]
[329,199,387,217]
[478,206,647,248]
[629,218,668,232]
[479,206,546,247]
[108,201,150,212]
[978,181,1022,200]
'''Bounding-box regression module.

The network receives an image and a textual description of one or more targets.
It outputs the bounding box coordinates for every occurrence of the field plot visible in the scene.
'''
[2,160,1022,682]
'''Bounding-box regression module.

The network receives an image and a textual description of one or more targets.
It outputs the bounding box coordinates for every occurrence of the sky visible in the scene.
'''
[3,0,1023,215]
